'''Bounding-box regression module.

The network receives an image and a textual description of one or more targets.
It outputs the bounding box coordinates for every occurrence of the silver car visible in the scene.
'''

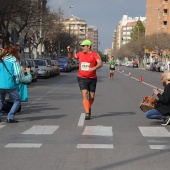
[33,59,50,78]
[26,58,38,82]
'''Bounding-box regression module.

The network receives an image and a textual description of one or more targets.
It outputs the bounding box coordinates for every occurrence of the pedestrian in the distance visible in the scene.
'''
[67,40,103,120]
[0,45,32,123]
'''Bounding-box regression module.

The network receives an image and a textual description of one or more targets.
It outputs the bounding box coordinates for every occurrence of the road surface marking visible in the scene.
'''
[149,145,170,150]
[22,125,59,135]
[117,70,163,92]
[5,143,42,148]
[77,144,114,149]
[82,126,113,136]
[139,127,170,137]
[147,139,169,143]
[0,125,6,129]
[78,113,85,126]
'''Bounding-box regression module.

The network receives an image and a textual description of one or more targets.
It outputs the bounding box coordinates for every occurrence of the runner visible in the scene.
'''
[67,40,103,120]
[108,56,115,80]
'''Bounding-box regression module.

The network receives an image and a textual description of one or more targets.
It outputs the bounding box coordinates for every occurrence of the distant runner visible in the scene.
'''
[108,56,115,80]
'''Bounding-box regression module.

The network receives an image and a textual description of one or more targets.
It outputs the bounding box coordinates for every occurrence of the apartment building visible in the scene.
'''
[113,15,146,49]
[146,0,170,36]
[61,15,87,45]
[87,26,98,51]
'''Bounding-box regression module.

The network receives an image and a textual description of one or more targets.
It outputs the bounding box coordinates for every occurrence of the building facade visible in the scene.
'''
[113,15,146,49]
[146,0,170,36]
[61,15,87,45]
[87,26,98,51]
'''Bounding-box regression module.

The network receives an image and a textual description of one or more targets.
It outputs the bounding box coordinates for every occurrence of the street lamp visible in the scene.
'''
[136,26,139,41]
[70,6,74,16]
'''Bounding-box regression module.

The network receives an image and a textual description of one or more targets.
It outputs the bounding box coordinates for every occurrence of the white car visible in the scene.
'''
[160,61,170,72]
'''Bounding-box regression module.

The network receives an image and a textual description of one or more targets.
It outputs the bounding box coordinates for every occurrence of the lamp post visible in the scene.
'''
[136,26,139,41]
[39,0,43,56]
[70,6,74,16]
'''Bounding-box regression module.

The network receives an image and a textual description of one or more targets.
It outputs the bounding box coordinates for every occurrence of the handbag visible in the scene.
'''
[17,83,28,102]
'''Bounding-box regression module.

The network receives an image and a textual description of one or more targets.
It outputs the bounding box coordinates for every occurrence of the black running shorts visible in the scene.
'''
[110,67,115,70]
[77,77,97,92]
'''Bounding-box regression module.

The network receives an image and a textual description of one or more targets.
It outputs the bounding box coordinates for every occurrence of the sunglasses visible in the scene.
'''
[81,45,89,47]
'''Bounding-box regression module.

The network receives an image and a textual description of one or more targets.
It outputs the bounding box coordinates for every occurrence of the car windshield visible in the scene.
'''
[21,59,26,66]
[27,60,34,67]
[45,59,51,65]
[34,60,46,66]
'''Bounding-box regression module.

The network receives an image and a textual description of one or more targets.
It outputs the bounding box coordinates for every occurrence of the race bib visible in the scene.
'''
[110,65,115,68]
[81,62,90,71]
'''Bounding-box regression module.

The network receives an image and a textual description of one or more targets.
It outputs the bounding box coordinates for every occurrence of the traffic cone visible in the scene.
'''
[129,72,131,77]
[139,75,142,82]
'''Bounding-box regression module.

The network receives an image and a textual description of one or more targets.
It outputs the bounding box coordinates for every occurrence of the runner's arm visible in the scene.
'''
[67,46,77,60]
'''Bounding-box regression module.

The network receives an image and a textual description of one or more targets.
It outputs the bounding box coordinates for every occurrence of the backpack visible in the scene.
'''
[0,59,16,89]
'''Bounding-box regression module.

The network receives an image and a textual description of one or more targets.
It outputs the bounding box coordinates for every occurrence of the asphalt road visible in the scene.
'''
[0,65,170,170]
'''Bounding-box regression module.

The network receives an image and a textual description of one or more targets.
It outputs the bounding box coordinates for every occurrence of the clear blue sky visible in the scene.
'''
[48,0,146,52]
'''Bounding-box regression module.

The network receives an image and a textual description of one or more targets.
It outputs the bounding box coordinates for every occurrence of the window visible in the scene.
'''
[163,21,167,27]
[164,9,168,15]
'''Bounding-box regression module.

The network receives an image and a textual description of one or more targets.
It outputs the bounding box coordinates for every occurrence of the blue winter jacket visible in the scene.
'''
[0,55,32,89]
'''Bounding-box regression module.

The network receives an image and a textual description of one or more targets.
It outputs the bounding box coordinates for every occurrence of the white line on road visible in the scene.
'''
[77,144,114,149]
[5,143,42,148]
[82,126,113,136]
[78,113,85,126]
[0,125,6,129]
[22,125,59,135]
[139,127,170,137]
[149,145,170,150]
[117,71,163,92]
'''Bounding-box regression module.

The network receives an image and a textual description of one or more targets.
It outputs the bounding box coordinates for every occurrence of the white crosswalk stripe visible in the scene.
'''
[5,143,42,148]
[22,125,59,135]
[78,125,114,149]
[0,125,6,129]
[4,125,60,149]
[139,127,170,137]
[139,126,170,150]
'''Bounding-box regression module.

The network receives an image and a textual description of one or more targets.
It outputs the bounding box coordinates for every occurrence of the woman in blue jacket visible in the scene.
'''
[0,45,32,123]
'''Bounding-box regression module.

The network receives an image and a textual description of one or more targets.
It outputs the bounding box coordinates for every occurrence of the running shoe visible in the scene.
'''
[85,113,90,120]
[162,117,170,126]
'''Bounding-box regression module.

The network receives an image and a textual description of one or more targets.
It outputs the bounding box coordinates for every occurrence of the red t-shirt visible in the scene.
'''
[76,51,101,78]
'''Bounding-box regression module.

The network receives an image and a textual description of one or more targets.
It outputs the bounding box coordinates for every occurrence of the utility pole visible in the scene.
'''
[39,0,43,56]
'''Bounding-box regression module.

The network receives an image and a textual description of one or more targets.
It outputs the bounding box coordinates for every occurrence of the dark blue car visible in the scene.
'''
[57,57,72,72]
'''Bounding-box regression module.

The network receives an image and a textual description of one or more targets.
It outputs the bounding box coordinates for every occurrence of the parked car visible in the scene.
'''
[40,57,55,77]
[33,59,50,78]
[20,58,29,74]
[145,62,150,70]
[155,62,164,72]
[132,62,138,68]
[73,59,79,69]
[149,61,158,71]
[57,57,72,72]
[160,61,170,72]
[52,60,60,75]
[160,62,166,72]
[25,58,38,82]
